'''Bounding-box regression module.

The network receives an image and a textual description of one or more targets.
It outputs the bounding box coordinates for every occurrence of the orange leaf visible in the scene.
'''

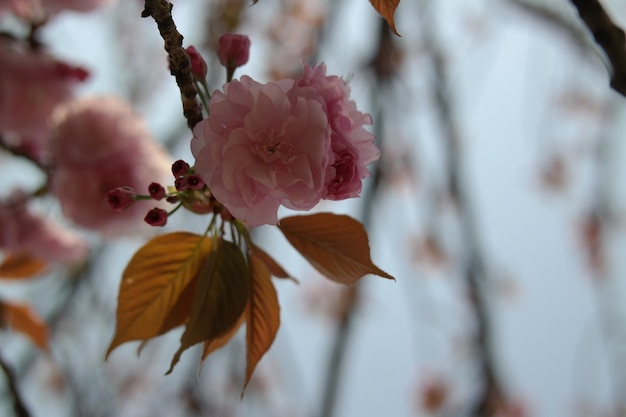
[0,254,47,279]
[1,301,48,350]
[369,0,401,35]
[106,232,212,358]
[278,213,395,284]
[168,238,250,373]
[250,245,297,283]
[243,255,280,393]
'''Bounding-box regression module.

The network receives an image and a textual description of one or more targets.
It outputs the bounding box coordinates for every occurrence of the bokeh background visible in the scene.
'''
[2,0,626,416]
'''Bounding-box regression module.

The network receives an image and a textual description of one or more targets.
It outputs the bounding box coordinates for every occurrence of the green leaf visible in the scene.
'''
[168,238,251,373]
[106,232,212,358]
[243,255,280,394]
[278,213,395,284]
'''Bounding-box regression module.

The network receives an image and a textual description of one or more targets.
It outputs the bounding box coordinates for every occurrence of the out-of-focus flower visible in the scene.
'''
[0,0,113,17]
[289,63,379,200]
[217,33,250,75]
[185,45,208,82]
[191,75,331,226]
[0,200,88,263]
[106,187,137,212]
[144,208,168,227]
[0,43,88,159]
[49,96,171,236]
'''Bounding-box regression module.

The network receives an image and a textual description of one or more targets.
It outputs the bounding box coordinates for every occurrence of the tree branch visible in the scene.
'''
[142,0,204,130]
[0,355,31,417]
[568,0,626,97]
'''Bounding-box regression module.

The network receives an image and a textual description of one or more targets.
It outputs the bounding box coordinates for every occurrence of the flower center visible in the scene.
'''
[252,130,294,164]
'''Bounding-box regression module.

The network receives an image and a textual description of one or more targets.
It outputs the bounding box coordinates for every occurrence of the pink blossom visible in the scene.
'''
[0,201,88,263]
[0,43,88,159]
[191,76,331,226]
[289,63,379,200]
[49,96,171,236]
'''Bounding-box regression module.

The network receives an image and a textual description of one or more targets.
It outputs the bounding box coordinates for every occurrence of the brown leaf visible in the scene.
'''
[1,301,48,350]
[250,245,298,283]
[168,238,250,373]
[106,232,212,358]
[0,254,47,279]
[243,255,280,393]
[369,0,401,36]
[278,213,395,284]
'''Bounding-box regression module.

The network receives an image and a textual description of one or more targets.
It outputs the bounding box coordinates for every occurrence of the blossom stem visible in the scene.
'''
[167,201,183,216]
[0,354,32,417]
[194,80,210,113]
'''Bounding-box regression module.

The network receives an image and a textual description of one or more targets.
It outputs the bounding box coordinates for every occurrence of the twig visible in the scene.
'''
[142,0,204,130]
[568,0,626,97]
[418,0,504,414]
[0,355,31,417]
[317,19,390,417]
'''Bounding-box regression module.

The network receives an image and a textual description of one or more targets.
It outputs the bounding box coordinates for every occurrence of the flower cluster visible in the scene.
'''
[191,62,379,226]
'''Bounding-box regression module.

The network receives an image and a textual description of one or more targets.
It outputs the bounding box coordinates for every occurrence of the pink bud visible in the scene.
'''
[172,159,190,178]
[186,175,205,190]
[217,33,250,70]
[54,62,90,82]
[148,182,166,200]
[144,208,168,227]
[185,46,208,81]
[106,187,136,212]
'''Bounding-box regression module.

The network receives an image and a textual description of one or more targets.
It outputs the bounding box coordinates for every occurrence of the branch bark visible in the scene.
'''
[142,0,203,130]
[568,0,626,97]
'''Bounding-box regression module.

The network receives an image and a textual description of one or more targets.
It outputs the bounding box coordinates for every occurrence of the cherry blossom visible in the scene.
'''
[49,96,171,236]
[191,76,331,226]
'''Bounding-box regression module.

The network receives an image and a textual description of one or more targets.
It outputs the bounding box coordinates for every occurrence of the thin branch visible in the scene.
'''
[418,0,504,415]
[0,355,31,417]
[142,0,203,130]
[568,0,626,97]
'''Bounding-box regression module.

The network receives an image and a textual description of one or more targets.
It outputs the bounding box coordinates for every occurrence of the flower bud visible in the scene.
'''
[217,33,250,79]
[148,182,166,200]
[106,187,136,212]
[172,159,190,178]
[174,177,188,191]
[185,46,208,82]
[144,208,168,227]
[186,175,205,190]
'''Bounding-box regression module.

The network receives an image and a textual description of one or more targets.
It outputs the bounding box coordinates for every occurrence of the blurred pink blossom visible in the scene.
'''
[0,42,88,160]
[50,96,171,236]
[191,76,331,226]
[0,200,88,263]
[290,63,379,200]
[0,0,112,17]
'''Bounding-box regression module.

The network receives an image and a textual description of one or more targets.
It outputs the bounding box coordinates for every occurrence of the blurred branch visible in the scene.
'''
[568,0,626,97]
[418,1,504,415]
[318,19,390,417]
[505,0,592,53]
[0,355,31,417]
[142,0,203,129]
